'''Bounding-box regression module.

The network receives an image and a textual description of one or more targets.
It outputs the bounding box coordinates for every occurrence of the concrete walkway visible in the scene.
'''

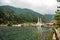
[52,34,56,40]
[55,28,60,40]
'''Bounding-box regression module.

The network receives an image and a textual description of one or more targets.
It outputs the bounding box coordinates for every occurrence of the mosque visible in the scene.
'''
[36,17,44,27]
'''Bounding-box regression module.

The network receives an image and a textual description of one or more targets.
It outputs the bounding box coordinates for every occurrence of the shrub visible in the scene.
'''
[7,23,12,26]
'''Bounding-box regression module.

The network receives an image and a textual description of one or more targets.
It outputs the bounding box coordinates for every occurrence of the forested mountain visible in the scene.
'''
[0,5,49,24]
[44,14,54,21]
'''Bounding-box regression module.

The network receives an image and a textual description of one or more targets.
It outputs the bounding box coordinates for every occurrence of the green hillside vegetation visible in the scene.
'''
[0,5,49,24]
[44,14,54,22]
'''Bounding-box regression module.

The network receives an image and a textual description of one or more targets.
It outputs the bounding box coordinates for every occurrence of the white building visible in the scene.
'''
[36,17,44,27]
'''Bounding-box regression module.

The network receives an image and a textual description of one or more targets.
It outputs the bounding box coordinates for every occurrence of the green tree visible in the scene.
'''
[54,9,60,27]
[57,0,60,2]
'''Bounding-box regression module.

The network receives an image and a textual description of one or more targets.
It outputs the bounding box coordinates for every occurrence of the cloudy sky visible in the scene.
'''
[0,0,58,14]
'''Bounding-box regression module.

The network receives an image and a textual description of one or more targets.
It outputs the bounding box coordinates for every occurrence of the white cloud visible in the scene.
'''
[0,0,57,14]
[0,0,12,5]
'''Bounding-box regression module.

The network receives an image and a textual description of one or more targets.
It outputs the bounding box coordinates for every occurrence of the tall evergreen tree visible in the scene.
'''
[54,6,60,27]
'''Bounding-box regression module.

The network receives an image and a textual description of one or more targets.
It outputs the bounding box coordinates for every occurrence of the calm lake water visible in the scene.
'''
[0,26,54,40]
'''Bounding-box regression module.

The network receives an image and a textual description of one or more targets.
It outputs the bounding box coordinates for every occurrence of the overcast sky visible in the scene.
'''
[0,0,58,14]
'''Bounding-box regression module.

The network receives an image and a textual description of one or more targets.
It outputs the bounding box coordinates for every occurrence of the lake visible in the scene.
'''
[0,26,54,40]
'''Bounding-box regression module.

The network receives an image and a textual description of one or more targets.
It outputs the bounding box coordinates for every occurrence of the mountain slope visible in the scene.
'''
[0,5,49,24]
[44,14,54,21]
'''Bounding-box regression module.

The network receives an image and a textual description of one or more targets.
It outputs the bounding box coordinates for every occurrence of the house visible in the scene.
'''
[46,20,56,26]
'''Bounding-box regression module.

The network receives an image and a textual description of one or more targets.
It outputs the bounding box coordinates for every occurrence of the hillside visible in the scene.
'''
[44,14,54,21]
[0,5,49,24]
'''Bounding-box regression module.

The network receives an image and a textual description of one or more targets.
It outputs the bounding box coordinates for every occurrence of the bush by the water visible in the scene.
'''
[7,24,12,26]
[7,22,12,26]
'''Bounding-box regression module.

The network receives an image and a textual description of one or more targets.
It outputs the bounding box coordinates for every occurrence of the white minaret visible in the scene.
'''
[38,17,40,24]
[36,17,42,26]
